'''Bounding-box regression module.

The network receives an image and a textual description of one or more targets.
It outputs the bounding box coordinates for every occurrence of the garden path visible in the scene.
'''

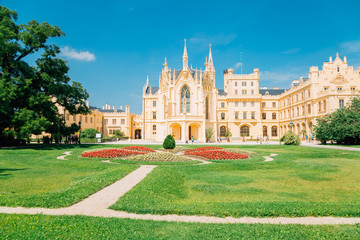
[56,151,72,160]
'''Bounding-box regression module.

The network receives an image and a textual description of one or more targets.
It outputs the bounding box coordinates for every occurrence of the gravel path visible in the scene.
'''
[56,151,72,160]
[264,153,278,162]
[2,151,360,225]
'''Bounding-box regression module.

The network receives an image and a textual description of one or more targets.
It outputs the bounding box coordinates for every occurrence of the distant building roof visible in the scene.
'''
[218,89,227,96]
[145,86,159,95]
[259,89,286,95]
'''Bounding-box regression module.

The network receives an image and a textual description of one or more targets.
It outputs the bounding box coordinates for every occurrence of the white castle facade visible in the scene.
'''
[140,40,360,142]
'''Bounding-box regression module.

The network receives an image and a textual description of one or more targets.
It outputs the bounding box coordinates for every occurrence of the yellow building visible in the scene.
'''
[142,41,360,142]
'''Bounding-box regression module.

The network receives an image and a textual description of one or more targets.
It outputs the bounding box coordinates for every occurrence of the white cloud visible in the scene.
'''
[233,62,243,70]
[340,39,360,54]
[190,33,237,46]
[61,46,96,61]
[281,48,300,54]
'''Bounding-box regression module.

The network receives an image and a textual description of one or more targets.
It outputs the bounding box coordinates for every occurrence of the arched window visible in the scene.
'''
[205,96,209,120]
[240,126,250,137]
[271,126,278,136]
[220,126,226,137]
[263,126,268,137]
[181,85,190,113]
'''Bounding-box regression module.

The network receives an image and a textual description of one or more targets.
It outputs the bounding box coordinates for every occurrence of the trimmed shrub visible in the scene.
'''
[283,131,301,145]
[80,128,99,139]
[163,134,176,150]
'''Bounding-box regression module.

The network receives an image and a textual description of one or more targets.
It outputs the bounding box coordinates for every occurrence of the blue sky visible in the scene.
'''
[3,0,360,114]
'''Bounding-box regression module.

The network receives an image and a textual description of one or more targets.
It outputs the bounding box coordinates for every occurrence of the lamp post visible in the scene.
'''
[78,121,82,144]
[290,120,294,132]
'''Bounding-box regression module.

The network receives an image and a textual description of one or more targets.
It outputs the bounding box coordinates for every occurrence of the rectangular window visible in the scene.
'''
[90,118,93,123]
[323,100,326,111]
[251,112,255,119]
[272,113,276,119]
[351,87,356,91]
[105,119,108,125]
[153,101,156,107]
[235,102,239,107]
[235,82,237,86]
[251,81,254,86]
[85,117,88,123]
[324,87,328,91]
[243,102,247,107]
[221,102,225,108]
[80,116,82,122]
[337,87,343,91]
[221,113,225,120]
[112,119,116,125]
[235,90,238,95]
[242,82,246,86]
[152,112,156,119]
[243,112,247,119]
[319,102,322,112]
[262,102,266,108]
[251,102,255,107]
[339,99,344,108]
[73,115,76,121]
[242,90,247,95]
[152,124,156,135]
[272,102,276,108]
[251,90,254,95]
[121,119,125,124]
[262,113,266,120]
[308,104,311,114]
[235,112,239,119]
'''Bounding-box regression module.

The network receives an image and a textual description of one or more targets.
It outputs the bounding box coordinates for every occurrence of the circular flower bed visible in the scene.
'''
[185,150,248,160]
[127,152,192,162]
[81,149,145,158]
[157,146,189,153]
[184,147,223,154]
[122,146,155,152]
[220,148,257,155]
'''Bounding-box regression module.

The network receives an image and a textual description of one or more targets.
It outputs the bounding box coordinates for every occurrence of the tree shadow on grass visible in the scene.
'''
[0,168,27,179]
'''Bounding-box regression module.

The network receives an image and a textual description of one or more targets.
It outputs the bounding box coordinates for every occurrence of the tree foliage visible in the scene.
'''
[0,6,89,145]
[205,128,214,143]
[80,128,99,139]
[113,130,125,138]
[163,134,176,150]
[314,96,360,145]
[282,131,301,145]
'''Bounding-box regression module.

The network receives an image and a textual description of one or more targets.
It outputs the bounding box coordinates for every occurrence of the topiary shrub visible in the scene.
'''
[163,134,176,150]
[283,131,301,145]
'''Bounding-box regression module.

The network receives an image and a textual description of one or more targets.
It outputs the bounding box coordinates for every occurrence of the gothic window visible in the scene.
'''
[240,126,250,137]
[220,126,226,137]
[181,85,190,113]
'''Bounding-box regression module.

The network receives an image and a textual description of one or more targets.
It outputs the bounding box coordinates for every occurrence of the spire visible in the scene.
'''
[208,44,214,70]
[163,57,168,71]
[204,56,208,68]
[146,75,149,85]
[183,39,188,69]
[336,52,339,58]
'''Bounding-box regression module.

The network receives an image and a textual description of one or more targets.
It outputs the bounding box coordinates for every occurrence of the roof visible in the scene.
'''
[218,89,227,96]
[259,89,286,95]
[145,86,159,95]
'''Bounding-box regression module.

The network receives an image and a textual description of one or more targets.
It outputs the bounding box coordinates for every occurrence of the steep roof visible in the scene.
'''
[218,89,227,96]
[145,86,159,95]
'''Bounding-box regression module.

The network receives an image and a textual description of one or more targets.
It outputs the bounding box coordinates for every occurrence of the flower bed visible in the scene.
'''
[220,148,257,155]
[122,146,155,152]
[127,152,192,162]
[81,149,146,158]
[157,146,189,153]
[185,150,248,160]
[184,147,223,154]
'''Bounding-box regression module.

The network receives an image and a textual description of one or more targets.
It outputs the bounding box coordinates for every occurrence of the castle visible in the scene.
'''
[62,40,360,142]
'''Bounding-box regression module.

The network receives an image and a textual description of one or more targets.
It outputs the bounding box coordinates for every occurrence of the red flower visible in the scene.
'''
[81,149,146,158]
[122,146,155,152]
[184,147,248,160]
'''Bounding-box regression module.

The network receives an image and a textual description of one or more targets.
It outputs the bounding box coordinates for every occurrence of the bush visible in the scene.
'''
[283,131,301,145]
[163,134,176,150]
[43,136,50,144]
[80,128,99,139]
[205,128,214,143]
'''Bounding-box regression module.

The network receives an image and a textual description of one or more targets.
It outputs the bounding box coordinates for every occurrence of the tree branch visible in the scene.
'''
[15,47,35,62]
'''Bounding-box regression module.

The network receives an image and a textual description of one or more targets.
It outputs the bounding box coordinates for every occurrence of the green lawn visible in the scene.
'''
[0,144,138,208]
[111,145,360,217]
[1,214,360,239]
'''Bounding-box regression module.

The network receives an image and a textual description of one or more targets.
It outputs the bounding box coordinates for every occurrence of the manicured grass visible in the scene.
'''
[0,144,138,208]
[110,158,201,165]
[1,214,360,239]
[111,145,360,217]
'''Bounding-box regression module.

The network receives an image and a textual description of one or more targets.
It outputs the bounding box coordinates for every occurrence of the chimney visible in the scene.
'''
[102,106,105,110]
[113,105,115,110]
[126,105,130,113]
[344,56,347,63]
[329,56,332,63]
[120,105,123,110]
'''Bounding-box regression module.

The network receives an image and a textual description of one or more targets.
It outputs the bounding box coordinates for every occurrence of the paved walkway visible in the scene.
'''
[56,151,72,160]
[302,143,360,151]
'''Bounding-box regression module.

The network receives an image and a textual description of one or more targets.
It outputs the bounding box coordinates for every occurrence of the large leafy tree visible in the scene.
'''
[314,96,360,145]
[0,6,89,142]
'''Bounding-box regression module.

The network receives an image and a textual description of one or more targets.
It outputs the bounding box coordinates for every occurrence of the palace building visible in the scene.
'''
[141,40,360,142]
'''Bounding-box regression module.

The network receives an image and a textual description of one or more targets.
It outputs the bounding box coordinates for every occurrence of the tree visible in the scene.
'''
[205,128,214,143]
[0,6,89,145]
[314,96,360,145]
[113,130,125,138]
[283,131,301,145]
[80,128,99,139]
[163,134,176,150]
